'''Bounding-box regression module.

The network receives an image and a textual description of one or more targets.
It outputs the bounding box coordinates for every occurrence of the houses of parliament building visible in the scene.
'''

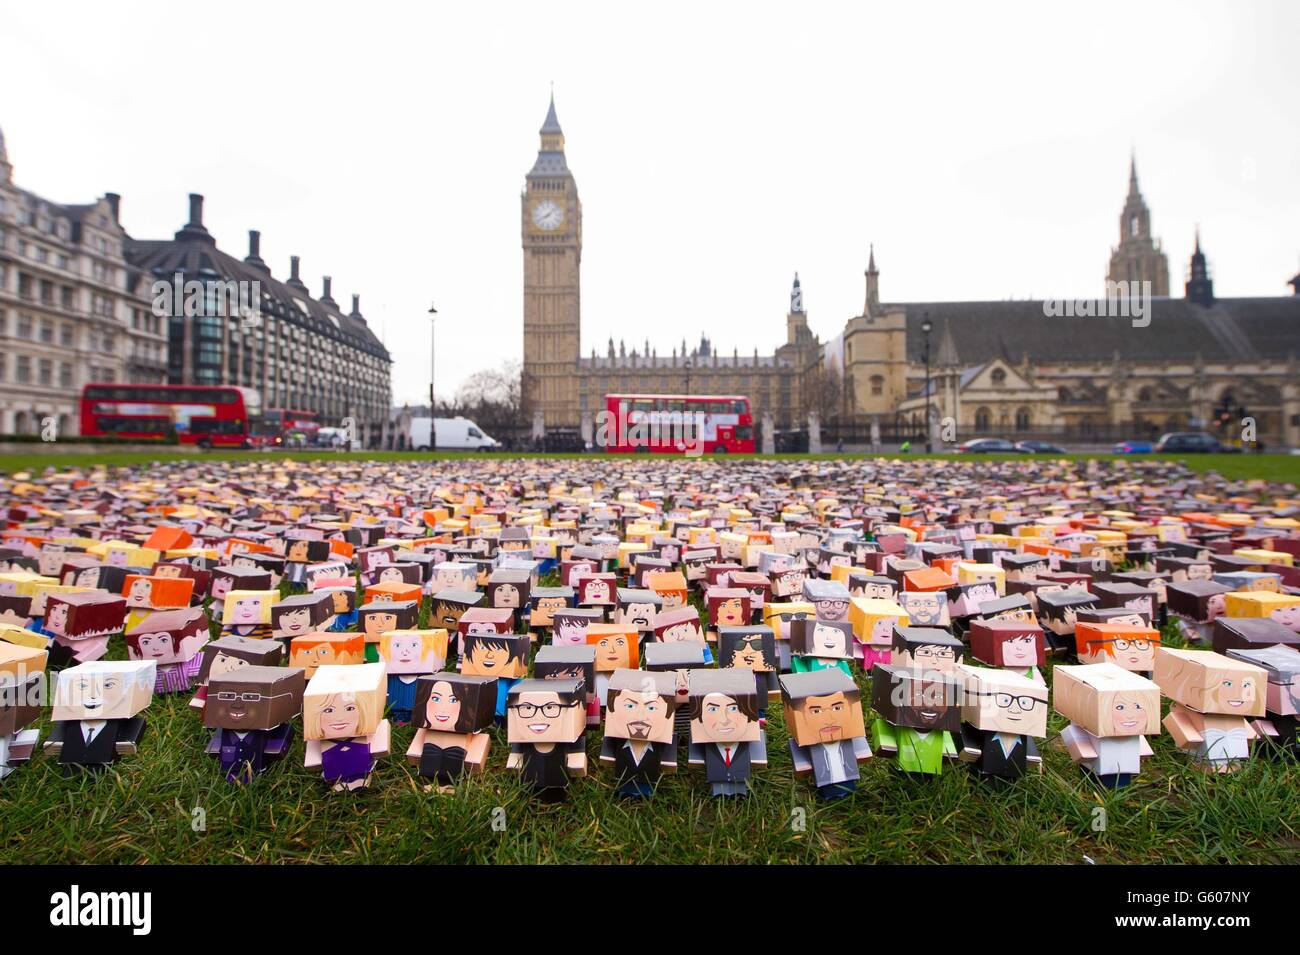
[521,98,1300,447]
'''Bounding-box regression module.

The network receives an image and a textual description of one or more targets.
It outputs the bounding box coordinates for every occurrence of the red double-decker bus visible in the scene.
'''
[258,408,320,447]
[80,384,262,448]
[602,393,755,454]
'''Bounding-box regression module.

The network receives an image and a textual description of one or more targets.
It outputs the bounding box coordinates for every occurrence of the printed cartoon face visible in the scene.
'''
[153,564,183,579]
[52,661,155,722]
[378,566,405,585]
[45,601,69,635]
[204,666,305,730]
[811,621,850,657]
[582,577,612,604]
[316,693,362,738]
[292,642,339,673]
[1077,623,1160,672]
[1001,632,1041,668]
[813,596,849,621]
[605,674,676,744]
[590,629,633,672]
[381,630,446,674]
[277,606,313,638]
[1187,564,1212,581]
[661,620,704,644]
[74,568,100,589]
[1154,648,1267,717]
[960,666,1048,736]
[422,679,462,729]
[506,683,585,744]
[899,591,947,626]
[125,577,153,607]
[225,593,269,626]
[532,596,567,627]
[620,601,657,629]
[1210,671,1258,712]
[691,692,759,744]
[893,633,962,672]
[787,690,867,746]
[208,650,253,680]
[871,665,961,732]
[722,632,775,672]
[554,616,591,646]
[861,581,895,600]
[131,630,180,664]
[288,540,311,562]
[1271,603,1300,632]
[210,576,232,601]
[363,610,398,639]
[462,633,528,679]
[1107,693,1153,735]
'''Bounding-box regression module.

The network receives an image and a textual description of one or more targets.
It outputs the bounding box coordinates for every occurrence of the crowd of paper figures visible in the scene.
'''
[1,457,1298,800]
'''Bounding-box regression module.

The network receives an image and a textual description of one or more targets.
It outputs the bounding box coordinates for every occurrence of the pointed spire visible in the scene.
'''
[1128,150,1140,196]
[1186,225,1213,306]
[863,245,881,317]
[790,272,805,314]
[540,90,562,135]
[867,243,877,274]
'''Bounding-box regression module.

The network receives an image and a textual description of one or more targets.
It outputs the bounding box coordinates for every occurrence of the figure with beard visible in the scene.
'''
[599,670,679,797]
[869,664,962,776]
[781,669,872,800]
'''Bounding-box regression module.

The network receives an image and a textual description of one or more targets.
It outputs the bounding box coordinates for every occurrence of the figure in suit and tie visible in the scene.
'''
[780,669,872,800]
[957,664,1048,785]
[599,670,679,798]
[44,660,156,777]
[687,670,767,797]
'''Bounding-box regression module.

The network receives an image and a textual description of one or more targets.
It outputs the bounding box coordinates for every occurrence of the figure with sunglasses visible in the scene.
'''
[204,665,306,784]
[956,664,1047,785]
[506,678,588,802]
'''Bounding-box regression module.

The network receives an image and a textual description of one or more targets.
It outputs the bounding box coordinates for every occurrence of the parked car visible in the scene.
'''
[408,416,500,451]
[955,438,1023,453]
[1014,440,1067,454]
[1112,440,1153,454]
[1154,432,1240,453]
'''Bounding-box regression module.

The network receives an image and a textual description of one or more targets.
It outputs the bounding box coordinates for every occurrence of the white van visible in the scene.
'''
[409,416,500,451]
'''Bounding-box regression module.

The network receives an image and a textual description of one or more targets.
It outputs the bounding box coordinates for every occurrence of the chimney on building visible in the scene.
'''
[321,275,336,307]
[287,255,307,291]
[105,193,121,223]
[174,192,213,242]
[245,229,269,273]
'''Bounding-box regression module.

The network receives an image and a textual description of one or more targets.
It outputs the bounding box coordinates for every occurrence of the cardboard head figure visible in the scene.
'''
[604,669,678,744]
[890,626,965,671]
[412,672,498,734]
[687,669,762,744]
[779,669,868,747]
[1053,662,1161,738]
[303,663,386,741]
[380,629,448,674]
[534,644,596,690]
[551,608,603,646]
[0,642,46,736]
[653,606,706,646]
[897,590,950,627]
[870,664,961,733]
[197,635,284,684]
[45,591,127,639]
[289,632,364,676]
[122,574,194,610]
[359,600,419,643]
[1226,645,1300,717]
[957,663,1049,736]
[431,589,483,631]
[506,677,586,744]
[586,624,638,671]
[272,593,334,640]
[719,626,777,673]
[789,619,855,660]
[125,606,209,665]
[1075,622,1161,671]
[1210,617,1300,655]
[203,665,306,730]
[222,590,276,627]
[968,620,1047,669]
[461,631,529,679]
[52,660,156,722]
[1154,647,1267,717]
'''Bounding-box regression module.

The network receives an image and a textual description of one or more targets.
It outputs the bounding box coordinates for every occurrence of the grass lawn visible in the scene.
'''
[2,450,1297,864]
[4,597,1298,865]
[1,449,1297,485]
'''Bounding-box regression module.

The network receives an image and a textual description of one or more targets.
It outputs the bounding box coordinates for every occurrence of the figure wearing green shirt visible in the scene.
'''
[871,719,958,775]
[869,663,963,776]
[792,655,854,678]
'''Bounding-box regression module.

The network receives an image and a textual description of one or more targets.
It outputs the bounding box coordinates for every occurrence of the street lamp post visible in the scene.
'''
[921,316,934,453]
[428,303,437,450]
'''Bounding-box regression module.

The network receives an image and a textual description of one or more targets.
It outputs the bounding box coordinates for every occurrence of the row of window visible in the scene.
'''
[0,354,75,388]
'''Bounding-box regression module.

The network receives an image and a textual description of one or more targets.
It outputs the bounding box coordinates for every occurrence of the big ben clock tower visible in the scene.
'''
[522,93,582,429]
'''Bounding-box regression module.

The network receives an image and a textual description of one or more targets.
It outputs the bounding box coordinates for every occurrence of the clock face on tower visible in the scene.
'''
[532,199,564,231]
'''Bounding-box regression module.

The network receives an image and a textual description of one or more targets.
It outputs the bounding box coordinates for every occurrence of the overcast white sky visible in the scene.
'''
[3,1,1297,404]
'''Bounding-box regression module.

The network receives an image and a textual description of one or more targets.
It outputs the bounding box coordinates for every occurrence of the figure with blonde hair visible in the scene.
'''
[304,663,390,791]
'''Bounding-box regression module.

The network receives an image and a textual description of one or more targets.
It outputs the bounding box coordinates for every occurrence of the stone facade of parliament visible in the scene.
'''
[521,100,1300,447]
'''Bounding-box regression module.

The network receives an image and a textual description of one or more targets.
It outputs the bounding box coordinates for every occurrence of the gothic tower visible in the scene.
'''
[1185,228,1214,306]
[786,273,812,345]
[1107,154,1170,295]
[522,93,582,429]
